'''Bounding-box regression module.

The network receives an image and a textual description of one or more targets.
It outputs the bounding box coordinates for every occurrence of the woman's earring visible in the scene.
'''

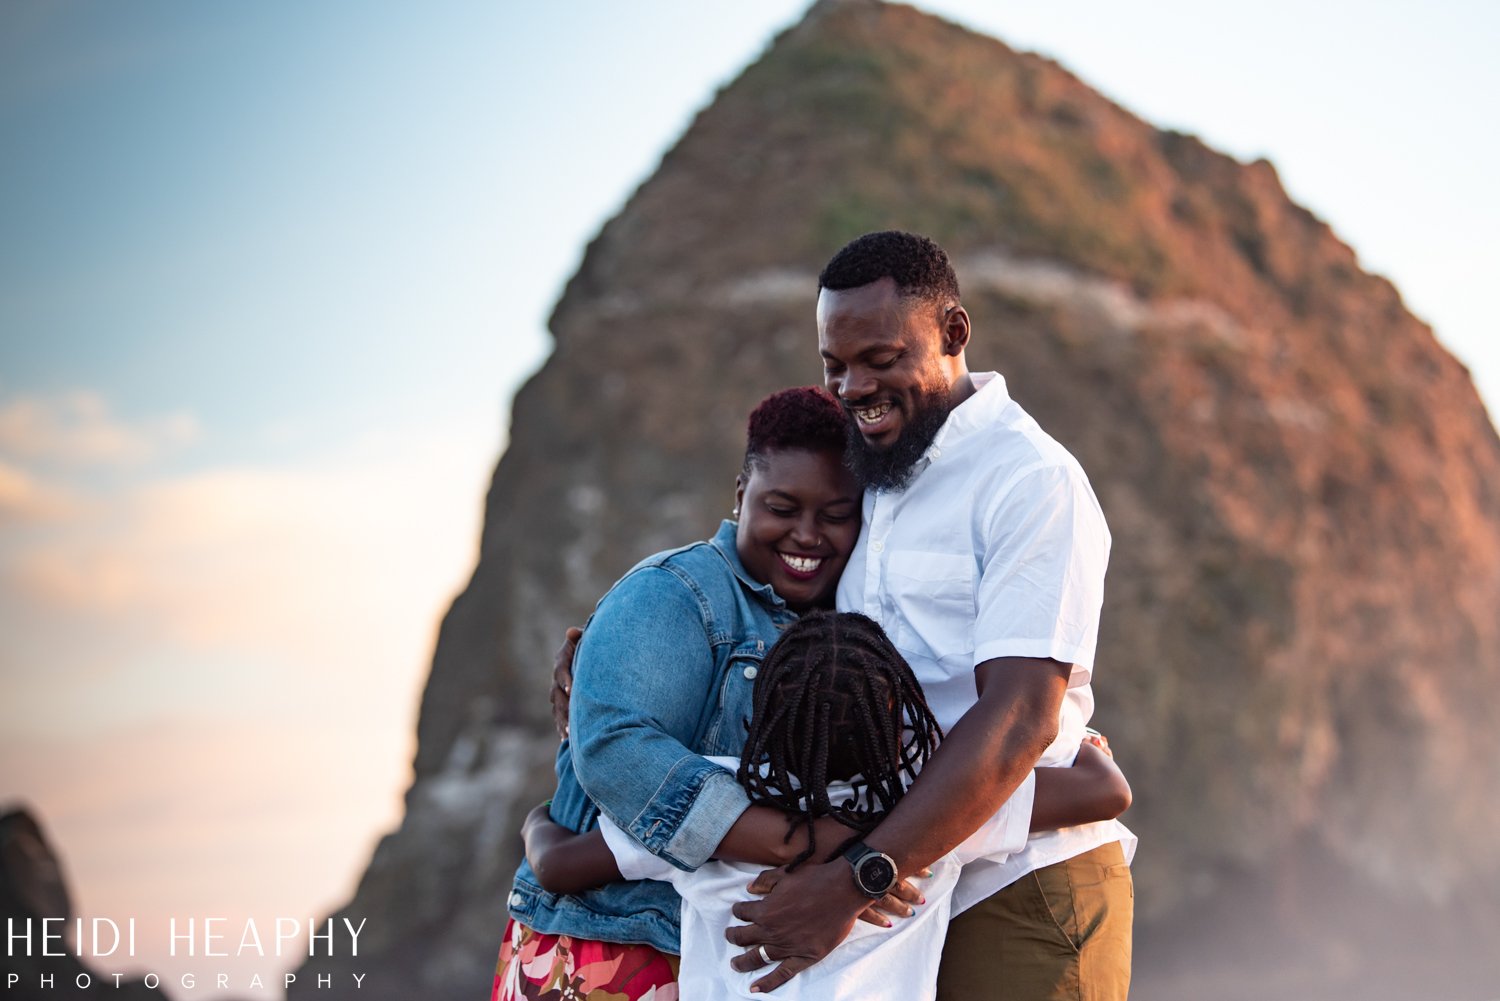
[732,507,740,518]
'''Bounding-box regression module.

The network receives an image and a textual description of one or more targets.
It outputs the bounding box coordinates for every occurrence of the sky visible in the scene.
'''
[1,2,1495,998]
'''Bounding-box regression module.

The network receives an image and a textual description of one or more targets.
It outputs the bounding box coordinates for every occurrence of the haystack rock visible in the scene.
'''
[294,2,1500,998]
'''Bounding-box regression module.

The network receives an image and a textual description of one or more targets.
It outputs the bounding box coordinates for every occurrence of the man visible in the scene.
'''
[723,231,1133,999]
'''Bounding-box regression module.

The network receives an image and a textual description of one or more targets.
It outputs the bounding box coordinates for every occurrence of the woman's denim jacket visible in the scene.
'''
[507,521,797,953]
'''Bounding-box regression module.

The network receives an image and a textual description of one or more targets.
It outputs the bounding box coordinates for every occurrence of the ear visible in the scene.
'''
[734,474,747,516]
[941,305,971,356]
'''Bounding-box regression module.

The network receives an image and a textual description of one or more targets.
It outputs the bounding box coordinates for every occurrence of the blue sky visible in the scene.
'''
[1,3,1495,998]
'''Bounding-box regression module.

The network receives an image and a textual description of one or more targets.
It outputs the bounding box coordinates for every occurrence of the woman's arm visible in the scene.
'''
[521,803,622,897]
[1028,738,1132,831]
[569,568,754,871]
[557,587,859,873]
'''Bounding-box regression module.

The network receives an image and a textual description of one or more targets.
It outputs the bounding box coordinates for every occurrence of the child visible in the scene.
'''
[522,611,1132,1000]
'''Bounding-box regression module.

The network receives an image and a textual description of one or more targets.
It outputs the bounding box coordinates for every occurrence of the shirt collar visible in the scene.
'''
[711,519,788,609]
[882,373,1011,492]
[931,371,1008,450]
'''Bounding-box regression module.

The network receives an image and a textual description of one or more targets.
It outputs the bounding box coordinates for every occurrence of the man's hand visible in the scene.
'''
[742,860,925,929]
[724,857,870,993]
[549,626,582,739]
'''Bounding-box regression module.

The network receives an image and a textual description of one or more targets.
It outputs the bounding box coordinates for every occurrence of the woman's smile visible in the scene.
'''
[734,447,861,612]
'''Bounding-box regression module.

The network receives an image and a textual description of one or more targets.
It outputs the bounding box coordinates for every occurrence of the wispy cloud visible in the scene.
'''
[0,391,199,466]
[0,458,87,522]
[6,452,481,660]
[0,388,493,732]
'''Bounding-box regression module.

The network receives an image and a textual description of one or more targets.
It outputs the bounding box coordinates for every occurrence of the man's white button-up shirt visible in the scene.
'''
[837,371,1132,908]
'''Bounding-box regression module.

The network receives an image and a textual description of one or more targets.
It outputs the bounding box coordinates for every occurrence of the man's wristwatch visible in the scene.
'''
[842,840,899,899]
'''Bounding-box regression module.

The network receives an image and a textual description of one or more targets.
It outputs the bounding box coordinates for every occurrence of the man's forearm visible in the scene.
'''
[864,656,1069,875]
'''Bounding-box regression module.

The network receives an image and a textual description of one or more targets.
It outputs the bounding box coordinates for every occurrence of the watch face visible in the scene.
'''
[858,854,897,896]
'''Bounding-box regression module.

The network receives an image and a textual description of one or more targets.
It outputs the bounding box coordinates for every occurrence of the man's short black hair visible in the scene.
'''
[817,230,960,312]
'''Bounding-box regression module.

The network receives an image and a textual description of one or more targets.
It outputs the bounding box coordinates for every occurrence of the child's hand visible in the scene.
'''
[522,800,555,835]
[856,872,926,928]
[520,801,561,863]
[1083,727,1113,759]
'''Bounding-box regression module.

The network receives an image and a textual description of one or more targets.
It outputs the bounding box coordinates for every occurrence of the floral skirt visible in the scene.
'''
[492,917,679,1001]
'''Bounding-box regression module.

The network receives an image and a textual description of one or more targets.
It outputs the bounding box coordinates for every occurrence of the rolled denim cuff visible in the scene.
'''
[661,766,751,870]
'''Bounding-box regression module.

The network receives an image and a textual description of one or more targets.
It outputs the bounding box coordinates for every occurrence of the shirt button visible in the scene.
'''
[931,447,942,459]
[871,540,885,554]
[508,892,523,908]
[743,666,758,680]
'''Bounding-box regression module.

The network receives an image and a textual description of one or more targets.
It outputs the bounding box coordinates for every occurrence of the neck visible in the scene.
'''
[947,370,976,410]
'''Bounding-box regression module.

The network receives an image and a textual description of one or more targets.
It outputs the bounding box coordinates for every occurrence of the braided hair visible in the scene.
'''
[736,611,943,870]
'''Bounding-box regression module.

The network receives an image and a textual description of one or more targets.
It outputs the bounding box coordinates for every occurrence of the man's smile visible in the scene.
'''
[850,401,894,427]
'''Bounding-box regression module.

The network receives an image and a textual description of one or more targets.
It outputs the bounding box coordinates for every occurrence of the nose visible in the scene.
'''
[790,512,820,549]
[836,365,877,404]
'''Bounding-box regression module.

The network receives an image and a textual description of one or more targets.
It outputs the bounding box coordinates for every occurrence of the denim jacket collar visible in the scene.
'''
[709,519,788,611]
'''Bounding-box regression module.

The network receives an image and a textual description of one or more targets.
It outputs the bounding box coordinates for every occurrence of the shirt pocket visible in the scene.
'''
[699,639,765,756]
[886,550,975,661]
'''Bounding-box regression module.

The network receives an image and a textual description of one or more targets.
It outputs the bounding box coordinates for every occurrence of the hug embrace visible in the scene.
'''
[494,232,1136,1001]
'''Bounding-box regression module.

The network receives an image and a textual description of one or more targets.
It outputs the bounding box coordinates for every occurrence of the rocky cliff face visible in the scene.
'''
[296,2,1500,998]
[1,808,167,999]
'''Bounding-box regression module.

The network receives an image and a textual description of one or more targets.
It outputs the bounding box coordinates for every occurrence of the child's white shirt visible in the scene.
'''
[597,757,1036,1001]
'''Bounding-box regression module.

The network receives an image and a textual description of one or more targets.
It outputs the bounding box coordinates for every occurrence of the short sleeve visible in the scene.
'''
[973,463,1110,685]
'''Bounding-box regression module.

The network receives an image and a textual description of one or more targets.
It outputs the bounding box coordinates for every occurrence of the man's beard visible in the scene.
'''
[843,384,952,491]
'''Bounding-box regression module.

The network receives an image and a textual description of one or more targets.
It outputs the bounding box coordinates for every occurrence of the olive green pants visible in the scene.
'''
[936,841,1134,1001]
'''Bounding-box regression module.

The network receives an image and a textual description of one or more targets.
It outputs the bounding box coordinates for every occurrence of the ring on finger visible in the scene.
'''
[757,945,772,965]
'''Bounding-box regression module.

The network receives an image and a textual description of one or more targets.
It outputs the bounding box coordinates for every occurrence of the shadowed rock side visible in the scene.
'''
[1,808,168,1000]
[294,2,1500,998]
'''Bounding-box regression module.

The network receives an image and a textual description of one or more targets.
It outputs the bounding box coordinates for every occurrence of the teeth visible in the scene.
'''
[853,402,893,425]
[780,554,822,573]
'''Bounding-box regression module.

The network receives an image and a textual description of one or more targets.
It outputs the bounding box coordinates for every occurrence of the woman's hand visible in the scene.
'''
[549,626,583,740]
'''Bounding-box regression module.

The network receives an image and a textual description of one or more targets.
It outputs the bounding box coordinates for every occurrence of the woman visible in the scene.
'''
[496,386,865,1001]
